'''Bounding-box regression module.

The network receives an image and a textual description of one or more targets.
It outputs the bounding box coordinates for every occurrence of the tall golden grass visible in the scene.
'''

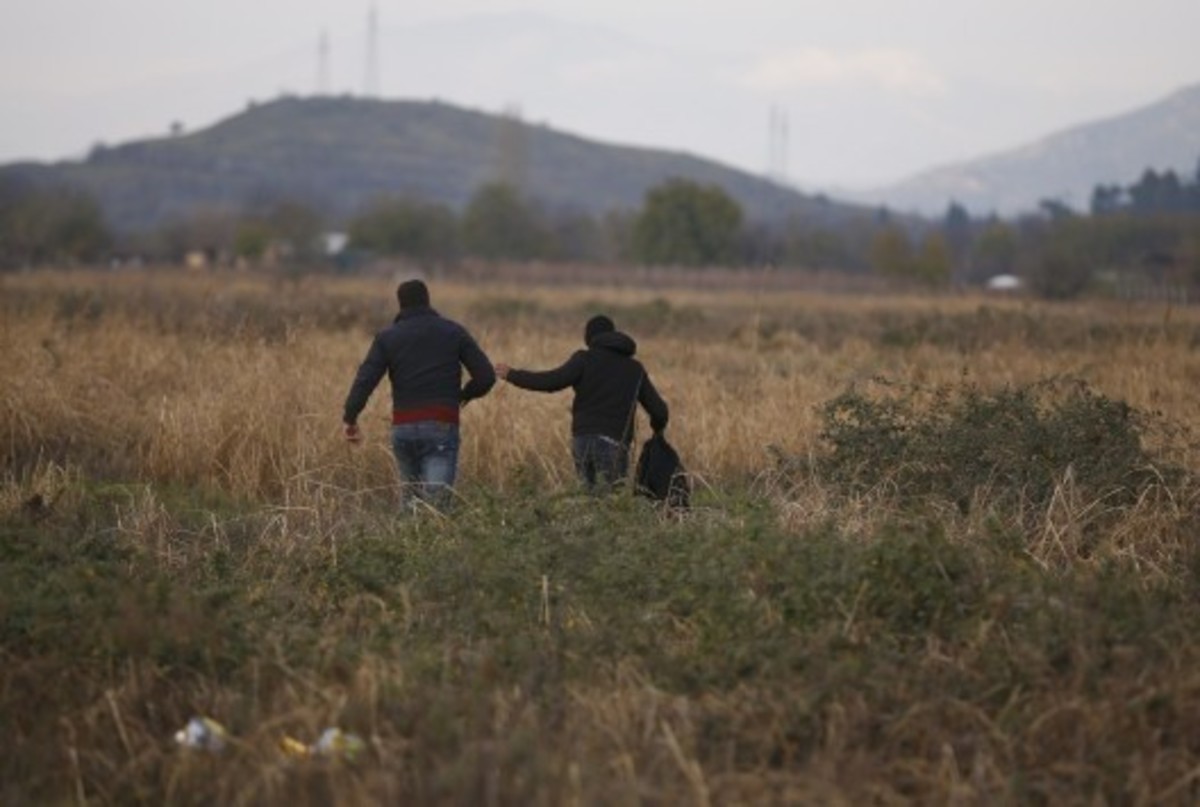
[6,268,1198,496]
[5,267,1199,582]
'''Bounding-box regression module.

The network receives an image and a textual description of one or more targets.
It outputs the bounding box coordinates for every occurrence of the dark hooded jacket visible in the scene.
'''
[343,306,495,425]
[505,330,668,444]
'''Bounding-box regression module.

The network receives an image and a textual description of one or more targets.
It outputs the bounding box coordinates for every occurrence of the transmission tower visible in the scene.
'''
[495,104,528,190]
[779,107,789,182]
[767,105,790,184]
[317,28,330,96]
[365,4,380,97]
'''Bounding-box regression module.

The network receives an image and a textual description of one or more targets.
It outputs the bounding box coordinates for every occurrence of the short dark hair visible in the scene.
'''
[396,279,430,310]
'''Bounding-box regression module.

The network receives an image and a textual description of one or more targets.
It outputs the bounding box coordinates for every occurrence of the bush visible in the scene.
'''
[815,377,1186,514]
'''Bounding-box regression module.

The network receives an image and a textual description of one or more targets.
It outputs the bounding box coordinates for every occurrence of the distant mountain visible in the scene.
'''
[861,83,1200,217]
[0,96,871,234]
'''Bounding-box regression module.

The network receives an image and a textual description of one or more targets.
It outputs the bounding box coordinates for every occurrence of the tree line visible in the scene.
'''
[0,177,752,272]
[3,161,1199,301]
[1091,162,1200,216]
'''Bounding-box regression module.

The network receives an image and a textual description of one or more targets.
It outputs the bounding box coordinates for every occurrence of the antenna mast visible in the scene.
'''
[767,105,790,184]
[365,4,380,97]
[317,28,330,96]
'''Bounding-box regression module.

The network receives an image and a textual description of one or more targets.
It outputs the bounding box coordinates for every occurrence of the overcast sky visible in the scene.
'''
[2,1,1197,189]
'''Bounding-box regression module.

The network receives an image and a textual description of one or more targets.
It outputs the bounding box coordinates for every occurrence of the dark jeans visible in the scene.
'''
[391,421,459,510]
[572,434,629,492]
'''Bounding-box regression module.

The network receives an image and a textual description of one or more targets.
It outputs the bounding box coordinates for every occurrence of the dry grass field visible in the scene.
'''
[3,267,1200,804]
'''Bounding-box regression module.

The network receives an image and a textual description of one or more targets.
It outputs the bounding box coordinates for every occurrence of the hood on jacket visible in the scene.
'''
[590,330,636,357]
[393,305,437,323]
[584,314,615,345]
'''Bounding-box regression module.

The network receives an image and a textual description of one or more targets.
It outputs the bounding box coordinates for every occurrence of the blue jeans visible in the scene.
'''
[572,434,629,492]
[391,421,460,510]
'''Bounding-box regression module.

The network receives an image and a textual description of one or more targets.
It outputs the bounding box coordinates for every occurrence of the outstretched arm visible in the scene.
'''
[503,351,586,392]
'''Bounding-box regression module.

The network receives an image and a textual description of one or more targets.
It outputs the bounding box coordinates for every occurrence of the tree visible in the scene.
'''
[233,221,271,263]
[631,179,743,266]
[264,201,324,263]
[543,210,605,262]
[462,182,547,261]
[1038,198,1076,221]
[1190,157,1200,210]
[913,233,953,287]
[348,197,459,265]
[0,182,111,268]
[970,220,1018,283]
[1127,169,1185,214]
[780,216,857,271]
[1089,161,1200,216]
[600,210,636,264]
[941,202,972,269]
[869,225,914,280]
[1021,219,1094,300]
[1090,184,1124,216]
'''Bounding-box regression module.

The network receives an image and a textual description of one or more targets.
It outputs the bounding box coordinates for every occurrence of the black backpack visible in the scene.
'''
[634,433,690,511]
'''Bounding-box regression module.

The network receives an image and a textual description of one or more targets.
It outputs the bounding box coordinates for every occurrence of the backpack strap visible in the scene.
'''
[622,371,645,447]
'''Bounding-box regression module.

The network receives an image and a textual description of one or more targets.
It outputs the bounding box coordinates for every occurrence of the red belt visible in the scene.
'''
[392,404,460,425]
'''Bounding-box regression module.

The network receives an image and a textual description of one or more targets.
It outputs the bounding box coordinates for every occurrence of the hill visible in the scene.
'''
[0,96,871,234]
[862,83,1200,217]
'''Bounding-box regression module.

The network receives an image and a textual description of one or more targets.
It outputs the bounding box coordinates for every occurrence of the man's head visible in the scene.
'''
[396,279,431,310]
[584,314,615,345]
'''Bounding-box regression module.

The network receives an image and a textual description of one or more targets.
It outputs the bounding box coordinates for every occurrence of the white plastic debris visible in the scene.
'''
[311,728,365,760]
[173,716,228,752]
[279,727,366,761]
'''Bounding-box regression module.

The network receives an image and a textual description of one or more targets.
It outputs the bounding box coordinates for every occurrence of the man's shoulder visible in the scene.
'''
[437,316,480,342]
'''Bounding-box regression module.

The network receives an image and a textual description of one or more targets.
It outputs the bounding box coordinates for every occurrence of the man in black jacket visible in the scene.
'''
[496,315,668,491]
[343,280,495,510]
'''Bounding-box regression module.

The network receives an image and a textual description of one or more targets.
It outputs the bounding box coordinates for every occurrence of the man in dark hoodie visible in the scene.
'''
[495,315,668,491]
[343,279,495,510]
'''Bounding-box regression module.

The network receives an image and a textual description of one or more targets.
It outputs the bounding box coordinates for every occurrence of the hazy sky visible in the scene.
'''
[2,1,1197,189]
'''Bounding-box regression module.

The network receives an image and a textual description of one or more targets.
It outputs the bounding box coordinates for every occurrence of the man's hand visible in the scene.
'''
[494,362,510,380]
[343,423,362,443]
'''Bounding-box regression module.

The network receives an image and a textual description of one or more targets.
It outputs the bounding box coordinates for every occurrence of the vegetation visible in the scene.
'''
[815,376,1183,518]
[461,182,550,262]
[631,179,744,267]
[0,178,111,268]
[348,196,460,267]
[4,269,1200,803]
[1091,162,1200,216]
[3,94,1198,302]
[0,96,837,235]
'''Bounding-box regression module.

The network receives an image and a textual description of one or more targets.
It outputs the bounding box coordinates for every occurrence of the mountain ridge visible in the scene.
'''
[0,96,872,234]
[861,82,1200,216]
[8,81,1197,231]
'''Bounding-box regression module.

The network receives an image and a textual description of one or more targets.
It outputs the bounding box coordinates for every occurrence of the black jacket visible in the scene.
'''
[343,306,495,425]
[506,331,668,443]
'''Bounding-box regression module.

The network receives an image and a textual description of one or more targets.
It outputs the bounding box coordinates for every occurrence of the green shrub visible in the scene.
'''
[816,376,1185,513]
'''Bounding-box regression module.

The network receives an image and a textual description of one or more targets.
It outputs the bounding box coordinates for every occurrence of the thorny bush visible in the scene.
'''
[815,376,1190,514]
